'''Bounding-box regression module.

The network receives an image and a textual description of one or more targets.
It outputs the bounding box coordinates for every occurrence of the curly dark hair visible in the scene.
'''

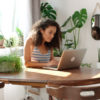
[30,19,62,49]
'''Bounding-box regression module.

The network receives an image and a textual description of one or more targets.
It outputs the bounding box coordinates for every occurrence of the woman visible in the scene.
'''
[24,19,62,68]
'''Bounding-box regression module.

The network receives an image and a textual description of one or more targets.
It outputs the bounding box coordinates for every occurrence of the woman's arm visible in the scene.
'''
[24,38,49,68]
[50,48,55,60]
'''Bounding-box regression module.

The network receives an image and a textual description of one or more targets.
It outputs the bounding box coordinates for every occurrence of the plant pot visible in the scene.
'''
[0,62,16,72]
[97,62,100,69]
[0,39,4,48]
[0,39,4,46]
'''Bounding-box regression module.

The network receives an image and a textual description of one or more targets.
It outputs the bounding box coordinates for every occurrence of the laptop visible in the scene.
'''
[43,48,86,70]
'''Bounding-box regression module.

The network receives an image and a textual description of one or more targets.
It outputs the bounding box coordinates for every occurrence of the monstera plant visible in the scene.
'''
[54,8,88,56]
[40,2,88,56]
[61,8,88,49]
[40,2,57,20]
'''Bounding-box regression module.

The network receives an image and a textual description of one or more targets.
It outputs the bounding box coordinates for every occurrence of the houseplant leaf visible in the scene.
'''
[66,27,76,33]
[40,2,56,20]
[72,8,87,28]
[40,2,48,12]
[16,27,23,37]
[61,16,71,27]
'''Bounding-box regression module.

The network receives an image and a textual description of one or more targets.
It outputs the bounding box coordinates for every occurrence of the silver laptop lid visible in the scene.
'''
[57,48,87,70]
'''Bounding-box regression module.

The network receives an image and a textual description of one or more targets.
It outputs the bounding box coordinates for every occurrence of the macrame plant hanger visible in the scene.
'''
[92,2,100,16]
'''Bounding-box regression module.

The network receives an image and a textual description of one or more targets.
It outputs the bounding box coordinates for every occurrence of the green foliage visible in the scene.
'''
[98,48,100,62]
[0,53,22,73]
[53,48,63,57]
[4,37,18,47]
[0,34,4,40]
[64,39,74,49]
[72,9,87,28]
[61,8,88,49]
[55,8,87,56]
[91,16,95,27]
[16,27,23,37]
[16,27,24,46]
[40,2,88,57]
[61,16,71,27]
[40,2,57,20]
[81,63,92,67]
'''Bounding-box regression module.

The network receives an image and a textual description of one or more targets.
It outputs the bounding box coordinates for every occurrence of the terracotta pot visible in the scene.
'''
[0,39,4,46]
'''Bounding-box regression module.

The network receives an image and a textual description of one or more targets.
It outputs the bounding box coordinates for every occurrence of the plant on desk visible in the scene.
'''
[0,52,23,73]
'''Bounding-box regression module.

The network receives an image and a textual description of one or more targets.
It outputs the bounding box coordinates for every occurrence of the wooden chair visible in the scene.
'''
[0,81,4,88]
[46,83,100,100]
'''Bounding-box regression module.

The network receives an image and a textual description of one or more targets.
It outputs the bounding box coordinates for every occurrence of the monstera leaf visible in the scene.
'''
[72,8,87,28]
[61,16,71,27]
[40,2,57,20]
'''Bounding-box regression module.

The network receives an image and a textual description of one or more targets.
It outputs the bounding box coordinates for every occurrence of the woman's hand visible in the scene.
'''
[47,59,59,67]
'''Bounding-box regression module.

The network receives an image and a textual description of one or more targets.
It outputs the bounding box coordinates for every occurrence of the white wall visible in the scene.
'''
[4,84,25,100]
[0,89,4,100]
[41,0,100,66]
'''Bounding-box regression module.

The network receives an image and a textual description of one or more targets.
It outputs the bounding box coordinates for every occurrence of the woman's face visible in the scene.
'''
[41,26,57,43]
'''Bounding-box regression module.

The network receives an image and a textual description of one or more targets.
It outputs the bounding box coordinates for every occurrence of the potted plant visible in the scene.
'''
[0,34,4,48]
[97,48,100,68]
[4,36,18,47]
[61,8,88,49]
[0,52,22,73]
[53,8,88,57]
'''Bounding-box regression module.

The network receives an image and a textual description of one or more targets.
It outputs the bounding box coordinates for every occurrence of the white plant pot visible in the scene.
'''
[97,62,100,68]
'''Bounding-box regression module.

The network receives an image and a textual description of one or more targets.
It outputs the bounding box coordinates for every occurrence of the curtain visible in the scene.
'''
[14,0,41,42]
[0,0,40,41]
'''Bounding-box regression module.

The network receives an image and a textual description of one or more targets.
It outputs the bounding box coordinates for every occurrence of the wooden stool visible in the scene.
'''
[46,83,100,100]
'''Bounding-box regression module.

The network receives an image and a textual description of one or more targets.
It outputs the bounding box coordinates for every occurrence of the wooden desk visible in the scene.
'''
[0,67,100,87]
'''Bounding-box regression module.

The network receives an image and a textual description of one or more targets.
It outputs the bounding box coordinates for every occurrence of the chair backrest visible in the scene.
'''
[46,83,100,100]
[0,82,4,88]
